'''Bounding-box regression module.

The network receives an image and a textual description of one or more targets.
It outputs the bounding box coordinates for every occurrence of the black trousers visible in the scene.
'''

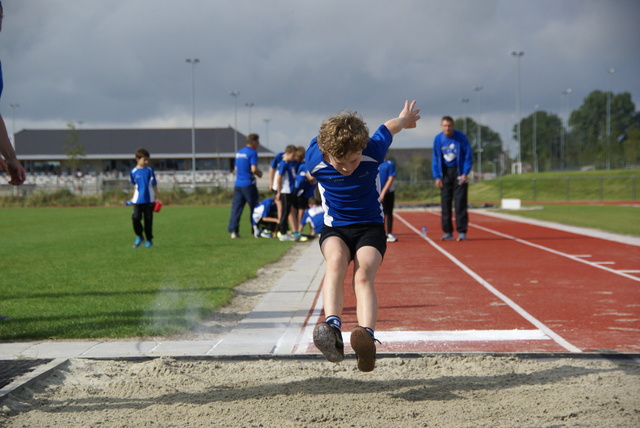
[382,191,395,234]
[278,193,295,234]
[132,203,154,241]
[440,166,468,234]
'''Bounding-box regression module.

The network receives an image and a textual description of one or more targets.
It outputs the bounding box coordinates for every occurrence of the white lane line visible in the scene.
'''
[395,213,582,353]
[470,222,640,282]
[375,330,549,342]
[620,270,640,274]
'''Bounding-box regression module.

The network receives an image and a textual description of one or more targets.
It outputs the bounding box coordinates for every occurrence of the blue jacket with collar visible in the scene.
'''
[431,130,473,180]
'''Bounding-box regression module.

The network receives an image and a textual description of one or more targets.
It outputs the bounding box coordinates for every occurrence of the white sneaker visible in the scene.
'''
[230,232,239,239]
[386,233,398,242]
[278,232,295,241]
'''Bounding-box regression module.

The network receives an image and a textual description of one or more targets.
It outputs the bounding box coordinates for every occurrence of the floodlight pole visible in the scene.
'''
[512,51,524,174]
[186,58,199,188]
[474,86,483,178]
[533,104,539,173]
[606,68,615,170]
[560,88,571,170]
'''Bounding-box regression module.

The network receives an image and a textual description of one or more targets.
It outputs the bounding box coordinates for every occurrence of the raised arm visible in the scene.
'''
[384,100,421,136]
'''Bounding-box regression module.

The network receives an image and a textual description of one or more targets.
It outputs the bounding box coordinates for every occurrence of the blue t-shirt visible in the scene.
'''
[301,205,325,234]
[305,124,392,227]
[234,145,258,187]
[277,160,298,194]
[295,163,315,198]
[252,198,277,225]
[130,166,157,204]
[379,159,396,193]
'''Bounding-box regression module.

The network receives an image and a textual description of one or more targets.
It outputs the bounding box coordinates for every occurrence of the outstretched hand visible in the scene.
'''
[385,100,421,135]
[398,100,421,129]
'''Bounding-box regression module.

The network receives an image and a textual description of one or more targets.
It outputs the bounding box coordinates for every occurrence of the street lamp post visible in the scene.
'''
[512,51,524,174]
[230,91,240,153]
[9,103,19,149]
[560,88,572,170]
[606,68,615,170]
[245,102,254,133]
[263,118,271,149]
[185,58,199,188]
[461,98,470,135]
[533,104,539,173]
[474,86,483,178]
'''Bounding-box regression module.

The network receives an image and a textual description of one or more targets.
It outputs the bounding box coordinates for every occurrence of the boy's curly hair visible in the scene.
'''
[317,111,370,159]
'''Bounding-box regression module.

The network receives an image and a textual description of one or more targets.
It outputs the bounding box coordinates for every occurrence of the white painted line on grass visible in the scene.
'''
[395,213,582,353]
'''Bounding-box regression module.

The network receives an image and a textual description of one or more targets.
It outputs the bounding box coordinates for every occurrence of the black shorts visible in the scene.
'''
[319,223,387,261]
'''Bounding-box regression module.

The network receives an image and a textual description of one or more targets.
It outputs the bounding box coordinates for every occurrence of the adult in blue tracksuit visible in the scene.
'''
[431,116,473,241]
[228,133,263,238]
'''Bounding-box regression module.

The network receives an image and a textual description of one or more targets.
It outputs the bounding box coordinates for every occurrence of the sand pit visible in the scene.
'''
[1,244,639,427]
[2,354,639,427]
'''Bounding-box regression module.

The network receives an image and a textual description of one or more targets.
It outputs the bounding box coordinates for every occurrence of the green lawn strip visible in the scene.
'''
[498,204,640,237]
[0,206,292,340]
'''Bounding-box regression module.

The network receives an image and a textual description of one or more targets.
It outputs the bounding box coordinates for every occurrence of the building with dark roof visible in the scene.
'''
[14,127,275,174]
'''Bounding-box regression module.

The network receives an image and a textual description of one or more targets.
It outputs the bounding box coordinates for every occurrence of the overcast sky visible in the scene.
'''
[1,0,639,155]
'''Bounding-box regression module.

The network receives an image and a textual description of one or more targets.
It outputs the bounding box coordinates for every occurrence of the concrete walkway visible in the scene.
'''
[0,243,325,360]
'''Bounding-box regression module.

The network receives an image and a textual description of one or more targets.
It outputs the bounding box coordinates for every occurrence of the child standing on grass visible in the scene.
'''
[129,148,160,248]
[307,100,420,372]
[275,145,301,241]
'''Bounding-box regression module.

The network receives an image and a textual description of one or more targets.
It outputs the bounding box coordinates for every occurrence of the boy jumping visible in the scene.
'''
[306,100,420,371]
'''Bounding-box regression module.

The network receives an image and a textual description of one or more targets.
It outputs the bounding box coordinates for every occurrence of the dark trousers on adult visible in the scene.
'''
[382,191,395,234]
[440,166,468,234]
[132,203,154,241]
[228,184,259,234]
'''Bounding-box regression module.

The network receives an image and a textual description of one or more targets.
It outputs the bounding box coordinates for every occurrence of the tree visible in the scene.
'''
[455,117,504,176]
[517,111,562,172]
[63,122,86,173]
[568,91,637,169]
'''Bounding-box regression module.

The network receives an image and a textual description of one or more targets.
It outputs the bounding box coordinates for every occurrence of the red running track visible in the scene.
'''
[306,210,640,354]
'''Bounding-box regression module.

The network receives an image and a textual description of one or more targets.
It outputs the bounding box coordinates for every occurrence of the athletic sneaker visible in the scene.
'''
[230,232,239,239]
[457,233,467,241]
[441,233,454,241]
[133,237,144,248]
[145,240,154,248]
[260,230,273,238]
[350,326,378,372]
[386,233,398,242]
[313,322,344,363]
[293,232,308,242]
[278,232,295,241]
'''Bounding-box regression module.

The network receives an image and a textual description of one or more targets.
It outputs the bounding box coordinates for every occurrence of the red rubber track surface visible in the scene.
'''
[311,210,640,354]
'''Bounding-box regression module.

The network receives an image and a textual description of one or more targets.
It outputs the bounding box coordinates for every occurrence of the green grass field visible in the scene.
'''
[469,169,640,203]
[500,204,640,236]
[0,206,293,340]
